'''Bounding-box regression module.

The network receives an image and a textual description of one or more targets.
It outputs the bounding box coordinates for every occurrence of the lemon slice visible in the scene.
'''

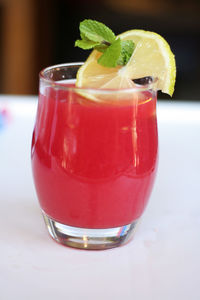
[76,29,176,97]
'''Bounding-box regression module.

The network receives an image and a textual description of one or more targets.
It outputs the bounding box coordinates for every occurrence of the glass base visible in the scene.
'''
[42,212,138,250]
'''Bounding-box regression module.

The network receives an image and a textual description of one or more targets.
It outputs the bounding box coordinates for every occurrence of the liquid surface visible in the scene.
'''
[32,83,158,228]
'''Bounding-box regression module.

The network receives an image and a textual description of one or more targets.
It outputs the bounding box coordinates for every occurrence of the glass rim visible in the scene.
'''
[39,62,158,94]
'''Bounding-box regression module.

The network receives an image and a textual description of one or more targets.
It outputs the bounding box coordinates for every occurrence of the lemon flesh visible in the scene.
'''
[76,29,176,97]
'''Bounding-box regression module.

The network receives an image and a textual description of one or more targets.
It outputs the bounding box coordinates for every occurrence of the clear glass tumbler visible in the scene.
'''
[31,63,158,250]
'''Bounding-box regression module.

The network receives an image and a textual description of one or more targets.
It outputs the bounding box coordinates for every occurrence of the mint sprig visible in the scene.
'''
[75,19,135,68]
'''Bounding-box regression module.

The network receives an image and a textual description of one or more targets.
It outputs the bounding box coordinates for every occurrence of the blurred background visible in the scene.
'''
[0,0,199,100]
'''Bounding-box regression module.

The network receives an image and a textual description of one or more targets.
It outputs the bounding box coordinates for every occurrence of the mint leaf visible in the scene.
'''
[75,19,136,68]
[98,38,121,68]
[79,19,116,44]
[117,40,135,66]
[75,39,99,49]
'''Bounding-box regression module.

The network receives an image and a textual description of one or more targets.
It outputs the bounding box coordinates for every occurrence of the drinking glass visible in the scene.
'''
[31,63,158,250]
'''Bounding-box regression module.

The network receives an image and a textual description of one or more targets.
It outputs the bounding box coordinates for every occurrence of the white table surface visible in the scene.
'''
[0,95,200,300]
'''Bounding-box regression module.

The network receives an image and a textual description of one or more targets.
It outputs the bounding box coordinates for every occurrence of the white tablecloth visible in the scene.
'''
[0,95,200,300]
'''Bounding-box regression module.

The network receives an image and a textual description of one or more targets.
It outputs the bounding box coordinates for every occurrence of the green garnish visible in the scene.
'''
[75,19,135,68]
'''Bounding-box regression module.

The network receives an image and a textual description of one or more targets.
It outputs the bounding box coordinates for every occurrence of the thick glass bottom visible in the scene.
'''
[42,212,138,250]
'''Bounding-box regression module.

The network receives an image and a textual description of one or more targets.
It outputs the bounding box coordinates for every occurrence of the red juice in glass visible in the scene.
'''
[31,63,158,249]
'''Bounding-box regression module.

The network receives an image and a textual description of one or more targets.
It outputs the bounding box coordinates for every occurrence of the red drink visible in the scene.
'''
[32,83,158,229]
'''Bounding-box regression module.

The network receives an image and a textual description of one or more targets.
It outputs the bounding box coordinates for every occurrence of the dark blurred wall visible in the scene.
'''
[0,0,200,99]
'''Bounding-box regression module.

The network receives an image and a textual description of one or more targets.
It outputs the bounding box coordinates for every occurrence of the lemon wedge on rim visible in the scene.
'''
[76,29,176,97]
